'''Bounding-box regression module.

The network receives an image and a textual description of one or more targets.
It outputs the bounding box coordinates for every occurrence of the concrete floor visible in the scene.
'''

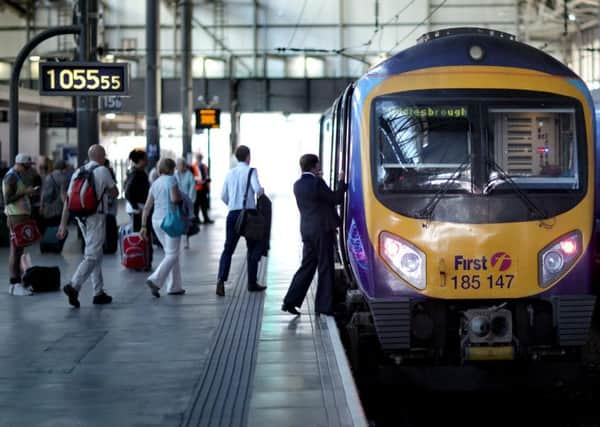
[0,198,363,427]
[0,209,239,427]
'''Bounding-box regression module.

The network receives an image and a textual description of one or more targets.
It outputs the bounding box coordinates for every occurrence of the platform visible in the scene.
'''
[0,197,366,427]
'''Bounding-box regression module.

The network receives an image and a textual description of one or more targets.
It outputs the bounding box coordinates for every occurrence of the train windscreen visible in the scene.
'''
[486,108,579,192]
[374,102,473,193]
[374,97,582,195]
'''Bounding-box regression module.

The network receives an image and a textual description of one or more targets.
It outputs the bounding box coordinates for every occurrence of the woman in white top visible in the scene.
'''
[175,158,196,249]
[140,158,185,297]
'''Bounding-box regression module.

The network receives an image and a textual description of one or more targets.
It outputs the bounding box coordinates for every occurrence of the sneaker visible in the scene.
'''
[168,289,186,295]
[146,279,160,298]
[93,292,113,305]
[63,284,80,308]
[12,283,33,296]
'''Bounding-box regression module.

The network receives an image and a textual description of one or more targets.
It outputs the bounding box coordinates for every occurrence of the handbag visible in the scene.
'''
[234,168,266,241]
[160,178,187,238]
[10,219,41,248]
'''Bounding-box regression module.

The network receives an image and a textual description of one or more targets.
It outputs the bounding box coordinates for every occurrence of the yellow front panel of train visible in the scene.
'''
[360,66,594,299]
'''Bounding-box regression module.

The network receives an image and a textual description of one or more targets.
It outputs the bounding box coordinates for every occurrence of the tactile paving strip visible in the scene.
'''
[182,259,267,427]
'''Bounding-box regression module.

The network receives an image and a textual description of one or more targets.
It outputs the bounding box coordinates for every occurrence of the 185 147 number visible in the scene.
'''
[450,274,514,290]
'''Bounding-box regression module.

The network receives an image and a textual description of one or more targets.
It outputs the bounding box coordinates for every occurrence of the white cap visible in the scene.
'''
[15,153,33,165]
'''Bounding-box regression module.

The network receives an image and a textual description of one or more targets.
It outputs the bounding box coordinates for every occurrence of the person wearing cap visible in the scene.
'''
[2,153,37,296]
[40,159,68,232]
[57,145,119,308]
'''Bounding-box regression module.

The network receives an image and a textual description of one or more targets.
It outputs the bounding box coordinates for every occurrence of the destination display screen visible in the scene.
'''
[196,108,221,129]
[39,62,129,96]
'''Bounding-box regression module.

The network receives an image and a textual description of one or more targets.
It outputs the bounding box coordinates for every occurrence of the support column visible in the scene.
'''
[180,0,193,157]
[146,0,161,167]
[77,0,99,167]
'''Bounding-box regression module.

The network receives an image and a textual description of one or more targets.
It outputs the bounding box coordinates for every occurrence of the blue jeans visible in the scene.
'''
[217,210,263,288]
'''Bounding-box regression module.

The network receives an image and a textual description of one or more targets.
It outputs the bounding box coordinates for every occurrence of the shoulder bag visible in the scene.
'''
[160,178,187,238]
[234,168,266,241]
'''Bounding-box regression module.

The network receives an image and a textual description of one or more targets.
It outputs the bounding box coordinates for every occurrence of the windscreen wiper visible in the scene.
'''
[484,157,548,220]
[415,156,471,220]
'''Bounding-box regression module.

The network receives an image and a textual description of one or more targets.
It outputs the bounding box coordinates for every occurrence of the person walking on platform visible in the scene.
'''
[216,145,266,297]
[192,153,213,224]
[40,160,67,232]
[282,154,347,316]
[58,145,119,308]
[140,158,186,297]
[175,158,196,249]
[3,153,37,296]
[125,149,153,266]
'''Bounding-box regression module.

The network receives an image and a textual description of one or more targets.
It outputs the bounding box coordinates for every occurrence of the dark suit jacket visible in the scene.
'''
[293,173,348,239]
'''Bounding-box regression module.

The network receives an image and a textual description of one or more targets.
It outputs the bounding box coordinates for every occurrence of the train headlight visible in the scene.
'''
[538,230,582,288]
[380,232,426,290]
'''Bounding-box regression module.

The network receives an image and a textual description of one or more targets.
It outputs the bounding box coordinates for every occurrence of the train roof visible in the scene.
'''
[365,27,579,80]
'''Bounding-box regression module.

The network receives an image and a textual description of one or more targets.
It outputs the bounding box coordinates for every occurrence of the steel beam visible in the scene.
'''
[181,0,193,156]
[77,0,99,167]
[146,0,161,166]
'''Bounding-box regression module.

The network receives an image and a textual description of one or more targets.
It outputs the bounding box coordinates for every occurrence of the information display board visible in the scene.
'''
[39,62,129,96]
[195,108,221,129]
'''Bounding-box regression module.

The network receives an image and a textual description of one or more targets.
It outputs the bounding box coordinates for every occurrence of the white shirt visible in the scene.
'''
[221,163,262,211]
[150,175,178,223]
[68,160,116,214]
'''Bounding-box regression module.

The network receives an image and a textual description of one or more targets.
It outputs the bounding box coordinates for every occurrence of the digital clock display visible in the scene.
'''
[39,62,129,96]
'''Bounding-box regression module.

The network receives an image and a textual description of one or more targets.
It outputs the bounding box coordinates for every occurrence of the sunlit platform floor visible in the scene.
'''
[0,197,364,427]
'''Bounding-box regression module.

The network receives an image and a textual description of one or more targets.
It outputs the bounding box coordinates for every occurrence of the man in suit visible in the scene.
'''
[282,154,347,316]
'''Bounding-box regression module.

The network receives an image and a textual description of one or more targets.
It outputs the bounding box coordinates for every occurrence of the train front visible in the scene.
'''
[345,29,597,363]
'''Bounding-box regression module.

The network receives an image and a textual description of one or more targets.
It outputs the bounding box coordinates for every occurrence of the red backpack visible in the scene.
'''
[68,165,100,217]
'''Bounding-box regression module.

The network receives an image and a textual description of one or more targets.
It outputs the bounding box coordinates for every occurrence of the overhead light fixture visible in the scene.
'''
[29,56,40,62]
[105,113,116,120]
[569,13,576,21]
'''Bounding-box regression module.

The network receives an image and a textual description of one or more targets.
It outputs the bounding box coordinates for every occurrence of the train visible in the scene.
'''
[320,28,598,367]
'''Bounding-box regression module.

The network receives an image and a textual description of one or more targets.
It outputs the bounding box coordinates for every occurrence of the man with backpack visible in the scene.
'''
[57,145,119,308]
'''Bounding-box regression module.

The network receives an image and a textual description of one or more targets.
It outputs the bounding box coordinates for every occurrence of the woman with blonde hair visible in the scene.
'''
[140,158,185,297]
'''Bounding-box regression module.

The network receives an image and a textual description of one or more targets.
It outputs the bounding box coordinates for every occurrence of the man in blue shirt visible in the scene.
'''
[216,145,266,297]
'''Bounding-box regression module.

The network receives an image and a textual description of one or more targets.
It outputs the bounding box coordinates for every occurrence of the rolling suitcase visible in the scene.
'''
[40,226,68,254]
[122,233,150,270]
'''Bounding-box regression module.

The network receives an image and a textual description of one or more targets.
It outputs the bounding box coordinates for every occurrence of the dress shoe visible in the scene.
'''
[281,303,300,315]
[248,284,267,292]
[168,289,186,295]
[216,280,225,297]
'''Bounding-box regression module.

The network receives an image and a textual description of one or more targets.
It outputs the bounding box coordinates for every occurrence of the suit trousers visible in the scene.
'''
[217,210,263,288]
[284,230,335,314]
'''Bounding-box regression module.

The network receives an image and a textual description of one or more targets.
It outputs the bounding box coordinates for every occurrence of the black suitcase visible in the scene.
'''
[22,266,60,292]
[40,226,68,253]
[103,214,118,254]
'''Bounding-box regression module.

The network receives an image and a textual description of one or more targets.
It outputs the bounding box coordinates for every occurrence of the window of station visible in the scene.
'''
[486,108,579,191]
[374,100,473,193]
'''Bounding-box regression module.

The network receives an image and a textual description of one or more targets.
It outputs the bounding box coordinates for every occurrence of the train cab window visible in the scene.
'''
[486,109,579,192]
[374,100,473,193]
